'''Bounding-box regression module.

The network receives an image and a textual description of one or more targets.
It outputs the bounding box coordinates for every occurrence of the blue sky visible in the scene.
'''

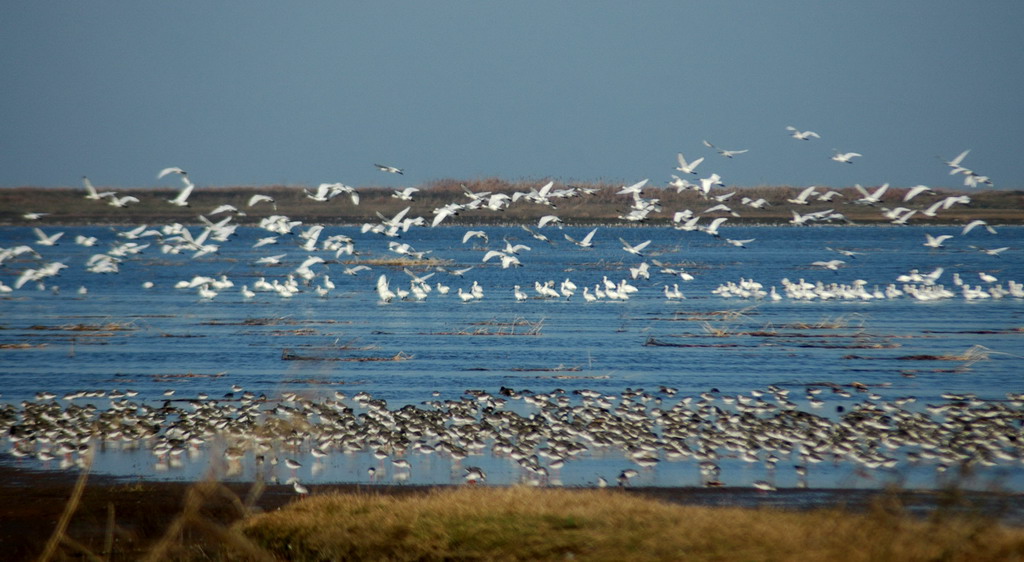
[2,2,1022,190]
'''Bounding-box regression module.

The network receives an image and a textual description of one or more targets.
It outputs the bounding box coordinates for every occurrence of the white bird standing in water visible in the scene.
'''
[559,278,577,298]
[513,285,528,301]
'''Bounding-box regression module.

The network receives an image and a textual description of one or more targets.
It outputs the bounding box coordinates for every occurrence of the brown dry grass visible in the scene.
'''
[22,470,1024,562]
[237,486,1024,561]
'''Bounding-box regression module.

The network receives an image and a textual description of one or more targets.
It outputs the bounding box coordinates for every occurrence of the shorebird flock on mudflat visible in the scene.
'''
[4,385,1024,491]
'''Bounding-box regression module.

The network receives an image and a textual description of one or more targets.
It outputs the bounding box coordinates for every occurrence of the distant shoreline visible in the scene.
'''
[2,183,1022,226]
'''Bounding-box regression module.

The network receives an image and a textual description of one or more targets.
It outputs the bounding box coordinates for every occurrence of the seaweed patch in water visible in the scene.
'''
[147,372,228,381]
[644,337,741,348]
[29,322,137,332]
[0,342,47,349]
[510,364,582,372]
[279,378,366,385]
[281,349,413,362]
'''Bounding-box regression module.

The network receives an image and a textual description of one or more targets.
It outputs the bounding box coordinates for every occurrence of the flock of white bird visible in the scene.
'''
[3,131,1023,493]
[0,129,1014,308]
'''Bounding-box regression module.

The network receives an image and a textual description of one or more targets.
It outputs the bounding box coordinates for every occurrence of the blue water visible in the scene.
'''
[1,224,1022,490]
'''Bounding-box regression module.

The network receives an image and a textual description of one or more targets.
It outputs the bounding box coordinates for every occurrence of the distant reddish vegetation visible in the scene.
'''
[1,181,1021,226]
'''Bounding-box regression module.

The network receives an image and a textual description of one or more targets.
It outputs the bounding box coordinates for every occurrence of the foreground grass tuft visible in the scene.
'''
[238,486,1024,561]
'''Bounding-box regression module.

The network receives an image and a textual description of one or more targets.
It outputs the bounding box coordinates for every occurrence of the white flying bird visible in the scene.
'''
[248,194,276,208]
[482,250,521,269]
[698,173,725,196]
[811,259,845,271]
[157,167,187,179]
[255,253,287,265]
[33,227,64,246]
[703,139,748,158]
[619,238,651,256]
[961,220,997,236]
[923,234,954,249]
[210,204,241,215]
[616,178,649,195]
[702,216,729,237]
[853,183,889,205]
[374,163,403,174]
[105,194,139,207]
[903,185,934,202]
[167,178,195,207]
[564,227,598,248]
[945,149,971,174]
[675,152,704,174]
[343,264,371,275]
[392,187,420,201]
[831,150,862,163]
[971,246,1009,256]
[785,126,820,140]
[462,230,489,245]
[376,274,396,302]
[725,238,754,248]
[787,185,819,205]
[537,215,562,229]
[82,176,115,200]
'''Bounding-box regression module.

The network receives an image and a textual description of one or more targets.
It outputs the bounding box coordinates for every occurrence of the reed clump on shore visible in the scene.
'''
[236,486,1024,562]
[18,469,1024,561]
